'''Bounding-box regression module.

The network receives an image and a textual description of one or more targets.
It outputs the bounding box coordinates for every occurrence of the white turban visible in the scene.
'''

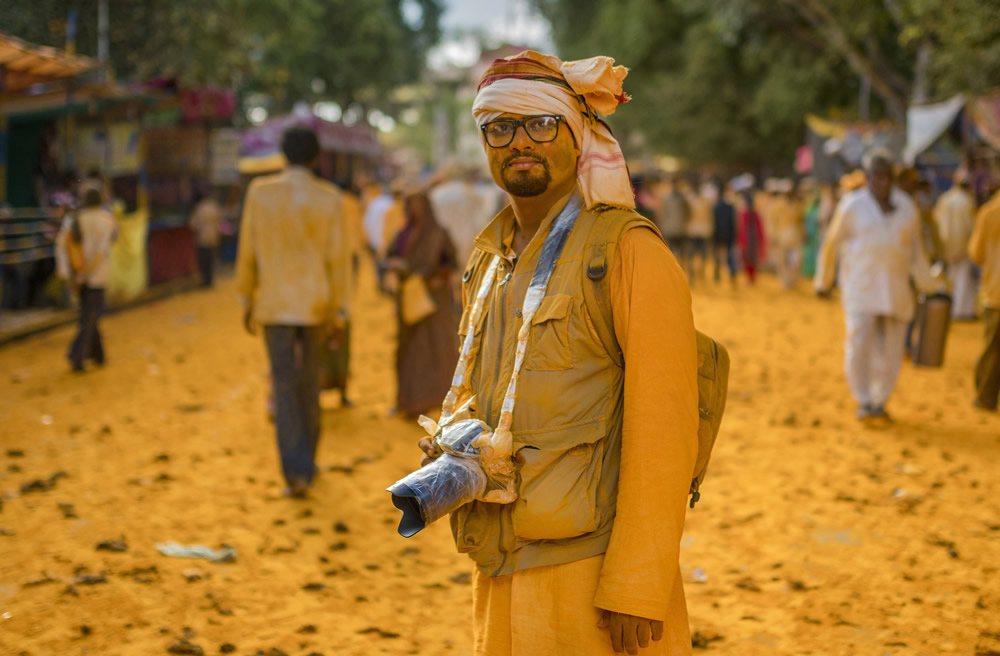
[472,50,635,211]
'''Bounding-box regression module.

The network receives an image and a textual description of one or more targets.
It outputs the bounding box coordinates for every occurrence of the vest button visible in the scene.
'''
[515,308,523,318]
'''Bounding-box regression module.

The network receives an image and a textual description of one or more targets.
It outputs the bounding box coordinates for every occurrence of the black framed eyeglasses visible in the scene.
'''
[480,115,564,148]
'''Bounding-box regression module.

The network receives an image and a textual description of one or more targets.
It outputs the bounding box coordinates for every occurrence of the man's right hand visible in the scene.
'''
[417,437,439,467]
[243,307,258,336]
[383,270,400,294]
[599,610,664,655]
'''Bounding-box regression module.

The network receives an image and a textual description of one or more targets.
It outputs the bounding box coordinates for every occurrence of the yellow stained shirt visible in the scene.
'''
[473,226,698,656]
[969,191,1000,309]
[236,167,351,325]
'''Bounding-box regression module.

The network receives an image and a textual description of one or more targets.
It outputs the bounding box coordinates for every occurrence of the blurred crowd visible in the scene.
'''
[26,124,1000,495]
[630,164,995,308]
[630,158,1000,423]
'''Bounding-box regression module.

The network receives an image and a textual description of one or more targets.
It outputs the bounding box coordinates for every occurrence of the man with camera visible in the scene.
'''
[418,51,699,655]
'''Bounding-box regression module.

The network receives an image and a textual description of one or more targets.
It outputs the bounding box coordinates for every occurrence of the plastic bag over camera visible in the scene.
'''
[387,418,490,537]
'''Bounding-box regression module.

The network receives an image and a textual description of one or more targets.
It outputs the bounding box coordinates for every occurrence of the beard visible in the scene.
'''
[500,154,551,197]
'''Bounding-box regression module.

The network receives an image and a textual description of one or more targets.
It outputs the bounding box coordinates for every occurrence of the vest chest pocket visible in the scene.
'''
[525,294,573,371]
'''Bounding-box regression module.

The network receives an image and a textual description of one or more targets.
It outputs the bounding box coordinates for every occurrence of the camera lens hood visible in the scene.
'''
[387,452,488,537]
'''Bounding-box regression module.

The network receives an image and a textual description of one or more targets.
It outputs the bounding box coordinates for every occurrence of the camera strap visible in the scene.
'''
[441,193,583,431]
[494,192,582,436]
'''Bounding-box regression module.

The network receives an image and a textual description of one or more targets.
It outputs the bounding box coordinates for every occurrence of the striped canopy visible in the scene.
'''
[0,32,97,94]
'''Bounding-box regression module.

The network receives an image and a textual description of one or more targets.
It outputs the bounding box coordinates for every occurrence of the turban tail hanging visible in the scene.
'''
[473,50,636,211]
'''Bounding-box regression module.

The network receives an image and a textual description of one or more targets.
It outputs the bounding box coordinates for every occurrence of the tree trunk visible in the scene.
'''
[784,0,908,122]
[912,36,934,104]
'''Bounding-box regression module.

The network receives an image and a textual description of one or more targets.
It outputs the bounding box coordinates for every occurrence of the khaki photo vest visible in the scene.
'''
[451,204,656,577]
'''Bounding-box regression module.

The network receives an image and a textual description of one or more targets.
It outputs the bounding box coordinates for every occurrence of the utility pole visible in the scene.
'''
[98,0,110,82]
[859,75,871,122]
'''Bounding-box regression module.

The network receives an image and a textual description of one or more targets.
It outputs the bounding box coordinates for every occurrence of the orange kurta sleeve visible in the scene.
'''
[593,227,699,622]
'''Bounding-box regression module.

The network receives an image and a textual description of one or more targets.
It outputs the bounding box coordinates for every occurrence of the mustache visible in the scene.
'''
[502,153,548,170]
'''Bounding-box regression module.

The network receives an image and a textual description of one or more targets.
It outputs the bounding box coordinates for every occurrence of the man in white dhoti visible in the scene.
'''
[816,153,941,423]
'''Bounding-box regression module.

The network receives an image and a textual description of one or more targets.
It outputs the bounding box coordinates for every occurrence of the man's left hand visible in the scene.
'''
[598,610,664,655]
[325,321,345,347]
[243,307,258,336]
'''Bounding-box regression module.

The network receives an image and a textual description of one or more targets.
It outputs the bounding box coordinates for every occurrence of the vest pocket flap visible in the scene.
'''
[511,419,606,541]
[696,331,716,378]
[531,294,572,325]
[513,418,605,452]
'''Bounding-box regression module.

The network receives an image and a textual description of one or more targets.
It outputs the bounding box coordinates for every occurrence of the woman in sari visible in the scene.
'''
[384,191,460,418]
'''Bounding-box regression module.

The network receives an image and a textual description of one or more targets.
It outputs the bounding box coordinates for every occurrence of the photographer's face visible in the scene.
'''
[484,113,580,198]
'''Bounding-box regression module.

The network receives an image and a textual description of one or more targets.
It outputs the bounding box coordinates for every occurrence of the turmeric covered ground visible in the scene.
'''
[1,263,998,655]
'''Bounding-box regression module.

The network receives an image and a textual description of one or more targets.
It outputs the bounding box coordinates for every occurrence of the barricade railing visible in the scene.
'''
[0,208,62,265]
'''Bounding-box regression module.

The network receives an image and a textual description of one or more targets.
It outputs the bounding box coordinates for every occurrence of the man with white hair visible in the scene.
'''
[816,152,941,423]
[418,51,698,654]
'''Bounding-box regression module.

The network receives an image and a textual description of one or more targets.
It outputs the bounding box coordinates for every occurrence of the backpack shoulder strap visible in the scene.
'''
[583,207,730,510]
[581,207,661,367]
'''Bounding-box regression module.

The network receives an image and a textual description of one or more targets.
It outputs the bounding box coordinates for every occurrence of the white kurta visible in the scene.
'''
[362,193,395,253]
[934,187,978,318]
[816,187,937,321]
[76,208,117,288]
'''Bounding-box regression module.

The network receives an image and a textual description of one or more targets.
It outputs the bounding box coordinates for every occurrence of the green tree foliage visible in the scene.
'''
[0,0,442,110]
[532,0,1000,169]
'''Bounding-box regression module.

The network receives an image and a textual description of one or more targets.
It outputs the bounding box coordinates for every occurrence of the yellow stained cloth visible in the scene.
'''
[472,50,635,211]
[106,208,149,304]
[473,227,697,655]
[969,191,1000,309]
[236,167,351,325]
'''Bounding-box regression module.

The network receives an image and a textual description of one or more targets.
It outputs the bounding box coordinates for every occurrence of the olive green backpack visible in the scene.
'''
[581,209,730,509]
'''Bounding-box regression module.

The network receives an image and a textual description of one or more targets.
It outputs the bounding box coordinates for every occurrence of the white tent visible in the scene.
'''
[904,94,966,165]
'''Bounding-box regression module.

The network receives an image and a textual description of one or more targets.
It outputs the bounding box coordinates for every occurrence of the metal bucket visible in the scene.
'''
[911,293,952,368]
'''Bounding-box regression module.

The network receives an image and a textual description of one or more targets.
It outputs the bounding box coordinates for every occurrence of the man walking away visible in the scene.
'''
[685,179,713,285]
[816,152,942,425]
[190,189,222,288]
[68,186,116,372]
[658,176,690,265]
[236,127,352,498]
[712,183,737,285]
[769,180,805,290]
[968,184,1000,411]
[934,169,978,319]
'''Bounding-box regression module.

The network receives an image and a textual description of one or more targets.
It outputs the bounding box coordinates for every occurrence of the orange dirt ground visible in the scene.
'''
[1,261,998,656]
